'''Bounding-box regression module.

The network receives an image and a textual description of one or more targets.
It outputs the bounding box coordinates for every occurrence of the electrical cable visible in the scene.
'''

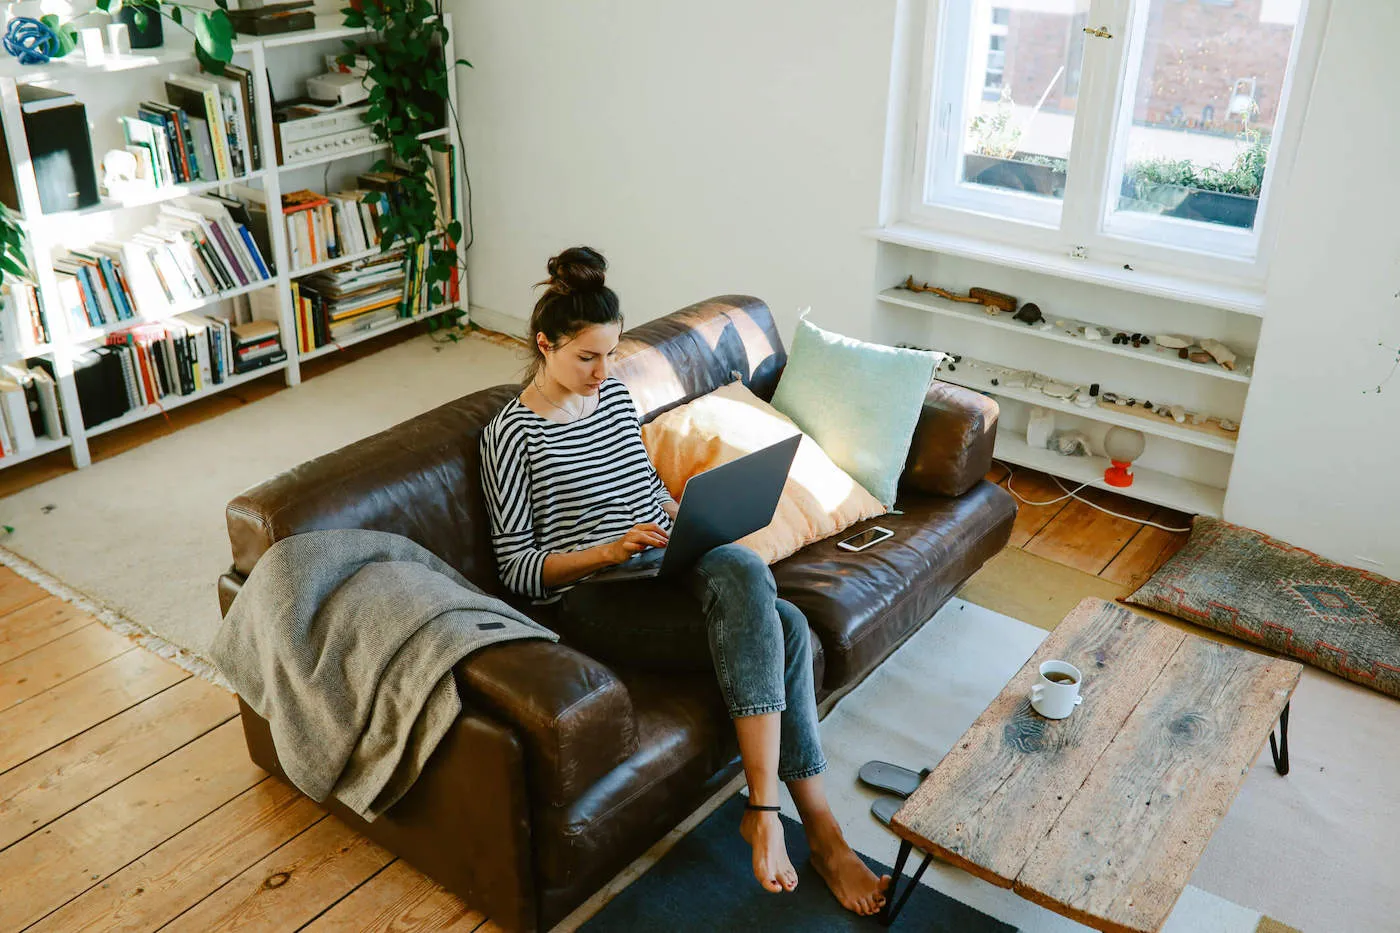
[993,460,1193,533]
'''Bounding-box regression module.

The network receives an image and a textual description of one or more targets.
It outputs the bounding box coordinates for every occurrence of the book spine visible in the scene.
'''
[173,107,203,181]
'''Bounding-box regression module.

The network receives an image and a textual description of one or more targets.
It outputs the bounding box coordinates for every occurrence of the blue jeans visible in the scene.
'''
[560,543,827,782]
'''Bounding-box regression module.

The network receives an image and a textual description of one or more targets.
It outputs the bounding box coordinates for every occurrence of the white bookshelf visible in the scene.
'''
[0,14,467,470]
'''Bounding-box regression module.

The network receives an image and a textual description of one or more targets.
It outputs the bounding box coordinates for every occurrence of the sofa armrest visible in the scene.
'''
[455,640,640,808]
[901,382,1000,498]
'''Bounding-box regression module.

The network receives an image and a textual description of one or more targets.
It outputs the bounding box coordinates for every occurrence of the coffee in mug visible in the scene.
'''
[1031,660,1083,719]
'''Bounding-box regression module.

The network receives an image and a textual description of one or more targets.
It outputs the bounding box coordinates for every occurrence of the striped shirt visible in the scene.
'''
[480,378,674,600]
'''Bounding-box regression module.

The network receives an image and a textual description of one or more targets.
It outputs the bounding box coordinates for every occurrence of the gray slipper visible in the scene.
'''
[858,760,929,798]
[871,795,902,827]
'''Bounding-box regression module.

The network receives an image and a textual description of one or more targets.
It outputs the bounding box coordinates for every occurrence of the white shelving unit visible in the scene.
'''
[873,237,1261,518]
[0,14,467,469]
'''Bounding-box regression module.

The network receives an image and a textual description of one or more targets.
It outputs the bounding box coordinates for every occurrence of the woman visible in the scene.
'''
[480,247,890,916]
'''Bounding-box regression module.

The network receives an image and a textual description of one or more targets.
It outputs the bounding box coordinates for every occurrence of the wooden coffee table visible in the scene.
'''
[880,598,1301,933]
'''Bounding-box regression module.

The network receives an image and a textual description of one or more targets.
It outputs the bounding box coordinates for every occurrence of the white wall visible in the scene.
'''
[1224,0,1400,576]
[450,0,1399,576]
[449,0,895,341]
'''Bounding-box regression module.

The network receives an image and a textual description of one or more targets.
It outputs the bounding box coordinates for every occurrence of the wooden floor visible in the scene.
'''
[0,388,1188,932]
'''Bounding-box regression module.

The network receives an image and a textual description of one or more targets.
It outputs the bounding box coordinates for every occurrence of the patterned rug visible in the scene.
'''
[1125,516,1400,698]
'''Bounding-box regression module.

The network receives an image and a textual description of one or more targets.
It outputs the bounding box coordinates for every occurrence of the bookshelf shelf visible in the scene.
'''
[24,171,268,228]
[84,358,290,438]
[298,305,457,361]
[65,278,278,347]
[0,12,468,470]
[0,434,72,466]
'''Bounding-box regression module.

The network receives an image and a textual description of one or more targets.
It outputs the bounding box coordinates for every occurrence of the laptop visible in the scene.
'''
[580,434,801,584]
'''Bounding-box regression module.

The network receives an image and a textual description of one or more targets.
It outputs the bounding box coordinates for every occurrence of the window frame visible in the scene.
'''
[895,0,1332,290]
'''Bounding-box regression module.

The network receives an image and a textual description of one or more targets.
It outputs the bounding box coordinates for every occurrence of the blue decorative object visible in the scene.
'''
[4,17,59,65]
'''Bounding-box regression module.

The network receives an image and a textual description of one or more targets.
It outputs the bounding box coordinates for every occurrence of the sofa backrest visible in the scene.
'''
[224,295,784,593]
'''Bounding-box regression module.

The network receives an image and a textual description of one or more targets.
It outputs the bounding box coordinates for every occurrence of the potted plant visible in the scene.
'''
[962,89,1068,196]
[29,0,233,69]
[1119,131,1268,229]
[340,0,470,330]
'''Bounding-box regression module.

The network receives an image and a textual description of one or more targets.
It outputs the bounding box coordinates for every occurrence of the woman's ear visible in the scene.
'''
[535,332,551,357]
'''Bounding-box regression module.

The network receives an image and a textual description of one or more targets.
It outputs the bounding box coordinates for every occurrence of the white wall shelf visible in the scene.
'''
[993,428,1225,517]
[939,358,1239,454]
[877,288,1253,384]
[869,223,1267,317]
[0,14,467,470]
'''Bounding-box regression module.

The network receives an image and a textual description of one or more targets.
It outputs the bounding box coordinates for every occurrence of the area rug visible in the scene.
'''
[580,794,1013,932]
[0,331,525,686]
[567,598,1400,933]
[1127,516,1400,698]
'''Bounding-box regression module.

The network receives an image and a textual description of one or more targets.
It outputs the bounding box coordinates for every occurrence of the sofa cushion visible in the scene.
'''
[641,380,885,564]
[772,480,1016,689]
[770,318,942,507]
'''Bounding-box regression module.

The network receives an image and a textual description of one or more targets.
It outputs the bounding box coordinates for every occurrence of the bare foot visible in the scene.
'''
[810,834,892,917]
[739,808,799,893]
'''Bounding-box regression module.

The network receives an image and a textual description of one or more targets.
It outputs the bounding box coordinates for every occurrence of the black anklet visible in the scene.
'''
[745,803,782,812]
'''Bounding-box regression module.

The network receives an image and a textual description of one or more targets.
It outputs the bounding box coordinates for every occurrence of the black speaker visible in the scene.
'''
[0,85,100,215]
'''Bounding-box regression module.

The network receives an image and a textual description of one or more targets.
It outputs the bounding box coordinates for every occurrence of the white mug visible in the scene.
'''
[1031,660,1083,719]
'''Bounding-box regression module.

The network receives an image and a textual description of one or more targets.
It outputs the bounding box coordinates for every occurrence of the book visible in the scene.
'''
[164,76,233,180]
[214,63,262,170]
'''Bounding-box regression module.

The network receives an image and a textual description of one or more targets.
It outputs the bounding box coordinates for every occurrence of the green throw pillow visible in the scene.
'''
[770,317,942,508]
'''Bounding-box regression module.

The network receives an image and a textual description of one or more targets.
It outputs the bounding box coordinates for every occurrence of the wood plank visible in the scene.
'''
[30,779,324,933]
[0,649,188,774]
[1025,490,1157,575]
[160,813,393,932]
[1100,507,1193,589]
[0,597,94,665]
[0,676,237,850]
[0,622,135,711]
[0,720,264,931]
[300,859,485,932]
[0,566,49,617]
[1014,637,1301,933]
[997,467,1073,548]
[891,599,1186,887]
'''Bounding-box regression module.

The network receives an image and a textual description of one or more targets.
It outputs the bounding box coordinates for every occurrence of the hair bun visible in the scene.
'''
[545,246,607,295]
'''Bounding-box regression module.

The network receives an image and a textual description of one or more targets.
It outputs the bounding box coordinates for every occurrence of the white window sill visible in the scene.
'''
[867,223,1267,318]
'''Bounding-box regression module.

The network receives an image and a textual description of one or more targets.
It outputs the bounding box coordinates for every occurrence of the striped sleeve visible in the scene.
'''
[620,382,676,509]
[480,418,549,599]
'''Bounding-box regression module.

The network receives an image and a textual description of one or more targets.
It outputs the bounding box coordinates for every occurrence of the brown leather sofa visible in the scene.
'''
[219,296,1015,931]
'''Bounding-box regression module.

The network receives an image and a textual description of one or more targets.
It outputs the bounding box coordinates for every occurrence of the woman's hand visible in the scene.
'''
[660,499,679,521]
[604,523,670,564]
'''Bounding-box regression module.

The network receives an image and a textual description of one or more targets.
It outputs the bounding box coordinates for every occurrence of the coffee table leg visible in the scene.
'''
[1269,701,1290,776]
[879,839,935,927]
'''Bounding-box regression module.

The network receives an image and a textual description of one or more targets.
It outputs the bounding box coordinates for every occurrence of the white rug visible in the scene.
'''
[0,331,524,684]
[785,599,1399,933]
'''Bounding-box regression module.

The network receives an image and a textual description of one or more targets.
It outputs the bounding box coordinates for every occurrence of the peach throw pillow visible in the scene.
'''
[641,380,886,564]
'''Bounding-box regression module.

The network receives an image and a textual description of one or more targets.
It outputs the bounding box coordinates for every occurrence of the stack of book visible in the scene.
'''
[230,320,286,373]
[53,194,272,334]
[2,281,53,351]
[293,249,403,351]
[118,67,262,192]
[282,183,394,271]
[0,362,62,455]
[95,314,234,419]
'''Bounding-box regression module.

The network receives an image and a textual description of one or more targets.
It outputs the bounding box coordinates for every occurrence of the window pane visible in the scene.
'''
[960,0,1091,201]
[1110,0,1302,233]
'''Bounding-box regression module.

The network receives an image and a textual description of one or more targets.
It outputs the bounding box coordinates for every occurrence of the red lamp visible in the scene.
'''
[1103,427,1145,488]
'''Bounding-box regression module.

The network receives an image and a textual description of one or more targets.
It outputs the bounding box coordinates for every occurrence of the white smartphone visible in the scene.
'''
[837,526,894,552]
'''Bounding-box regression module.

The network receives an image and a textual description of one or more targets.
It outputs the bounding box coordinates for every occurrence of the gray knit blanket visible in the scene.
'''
[211,529,556,822]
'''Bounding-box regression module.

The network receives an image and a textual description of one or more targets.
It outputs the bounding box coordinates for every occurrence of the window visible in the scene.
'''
[906,0,1326,277]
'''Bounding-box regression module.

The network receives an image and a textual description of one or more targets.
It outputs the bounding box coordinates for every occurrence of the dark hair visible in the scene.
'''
[527,246,622,380]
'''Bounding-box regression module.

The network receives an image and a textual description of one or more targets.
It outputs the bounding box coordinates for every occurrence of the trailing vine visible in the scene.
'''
[340,0,469,333]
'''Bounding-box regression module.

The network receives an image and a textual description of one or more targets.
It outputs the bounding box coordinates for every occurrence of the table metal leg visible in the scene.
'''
[1269,701,1290,775]
[879,839,935,927]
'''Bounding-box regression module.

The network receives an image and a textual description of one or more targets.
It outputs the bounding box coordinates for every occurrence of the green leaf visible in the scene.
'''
[447,221,462,242]
[133,9,149,31]
[455,57,474,68]
[96,0,112,12]
[1,256,28,279]
[194,9,235,64]
[169,5,183,25]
